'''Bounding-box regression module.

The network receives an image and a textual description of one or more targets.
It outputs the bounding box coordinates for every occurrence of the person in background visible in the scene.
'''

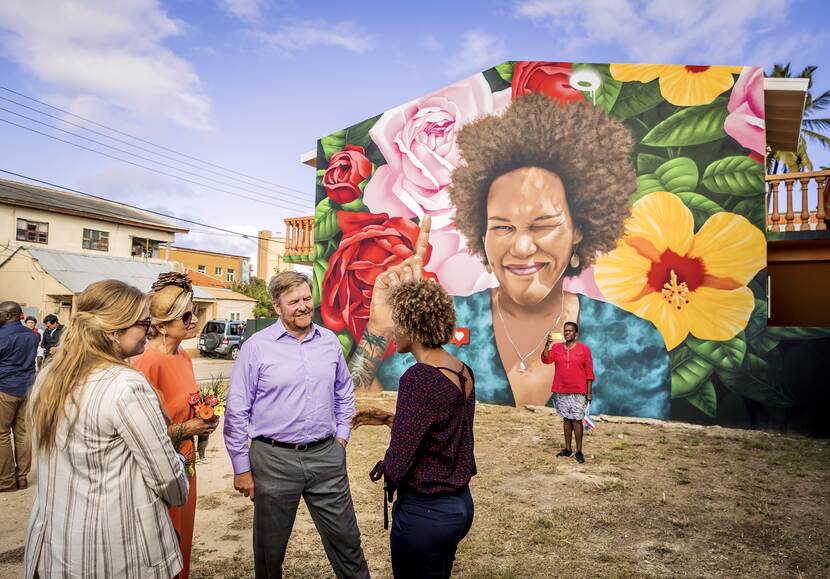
[352,279,476,579]
[24,280,189,578]
[132,272,216,579]
[542,321,594,464]
[40,314,64,360]
[224,271,368,579]
[24,316,39,338]
[0,302,39,492]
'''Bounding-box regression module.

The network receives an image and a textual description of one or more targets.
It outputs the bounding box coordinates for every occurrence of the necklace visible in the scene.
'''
[495,289,564,373]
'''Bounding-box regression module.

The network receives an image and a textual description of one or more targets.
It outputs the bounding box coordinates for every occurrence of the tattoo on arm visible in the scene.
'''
[349,329,389,390]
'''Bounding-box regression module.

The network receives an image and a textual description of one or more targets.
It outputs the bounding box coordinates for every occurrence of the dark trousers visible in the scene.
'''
[250,438,369,579]
[390,486,474,579]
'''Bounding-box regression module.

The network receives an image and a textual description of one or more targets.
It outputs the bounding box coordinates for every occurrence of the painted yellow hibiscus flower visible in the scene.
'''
[594,191,765,350]
[610,64,743,106]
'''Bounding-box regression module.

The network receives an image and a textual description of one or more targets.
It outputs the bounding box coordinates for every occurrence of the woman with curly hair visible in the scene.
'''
[132,272,217,579]
[352,279,475,579]
[353,92,670,420]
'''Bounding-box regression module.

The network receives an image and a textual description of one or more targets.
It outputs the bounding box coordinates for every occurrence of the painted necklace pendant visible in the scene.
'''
[518,360,528,373]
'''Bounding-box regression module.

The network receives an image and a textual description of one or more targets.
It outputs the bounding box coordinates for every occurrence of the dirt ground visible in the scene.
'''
[2,391,829,578]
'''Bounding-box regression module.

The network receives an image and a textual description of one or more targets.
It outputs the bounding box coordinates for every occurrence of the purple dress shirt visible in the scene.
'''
[223,320,355,474]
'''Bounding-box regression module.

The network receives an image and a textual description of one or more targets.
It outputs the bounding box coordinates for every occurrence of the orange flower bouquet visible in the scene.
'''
[187,375,227,459]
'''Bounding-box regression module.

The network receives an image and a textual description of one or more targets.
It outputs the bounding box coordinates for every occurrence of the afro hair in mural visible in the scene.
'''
[449,92,636,274]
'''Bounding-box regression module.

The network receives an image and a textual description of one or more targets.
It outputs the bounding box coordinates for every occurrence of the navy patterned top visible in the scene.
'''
[377,291,671,419]
[375,363,476,495]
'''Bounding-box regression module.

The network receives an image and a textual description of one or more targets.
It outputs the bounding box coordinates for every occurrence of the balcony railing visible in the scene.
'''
[766,170,829,231]
[284,216,314,263]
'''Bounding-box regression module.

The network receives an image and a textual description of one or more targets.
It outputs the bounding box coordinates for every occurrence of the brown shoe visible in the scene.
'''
[16,480,27,490]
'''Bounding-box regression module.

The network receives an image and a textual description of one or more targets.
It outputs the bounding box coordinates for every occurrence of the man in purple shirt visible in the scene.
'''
[224,271,369,579]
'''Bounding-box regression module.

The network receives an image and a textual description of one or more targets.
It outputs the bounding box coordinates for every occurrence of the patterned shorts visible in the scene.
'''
[553,393,587,420]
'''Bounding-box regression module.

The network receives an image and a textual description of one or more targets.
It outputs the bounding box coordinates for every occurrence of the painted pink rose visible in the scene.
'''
[363,73,508,295]
[725,67,765,158]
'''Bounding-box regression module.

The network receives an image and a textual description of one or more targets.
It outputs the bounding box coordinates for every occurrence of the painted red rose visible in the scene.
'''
[321,212,432,341]
[512,61,583,103]
[323,145,372,205]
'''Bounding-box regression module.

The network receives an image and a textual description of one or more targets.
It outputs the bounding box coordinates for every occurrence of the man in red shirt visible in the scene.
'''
[542,321,594,463]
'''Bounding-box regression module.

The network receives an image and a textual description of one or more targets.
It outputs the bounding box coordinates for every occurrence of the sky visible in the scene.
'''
[1,0,829,271]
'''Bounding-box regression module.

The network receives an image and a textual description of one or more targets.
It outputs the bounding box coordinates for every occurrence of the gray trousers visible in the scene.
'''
[250,438,370,579]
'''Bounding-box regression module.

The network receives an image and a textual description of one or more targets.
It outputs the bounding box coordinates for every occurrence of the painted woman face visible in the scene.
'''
[484,167,582,306]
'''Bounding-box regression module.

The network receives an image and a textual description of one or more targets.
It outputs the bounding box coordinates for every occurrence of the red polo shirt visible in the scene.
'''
[541,341,595,394]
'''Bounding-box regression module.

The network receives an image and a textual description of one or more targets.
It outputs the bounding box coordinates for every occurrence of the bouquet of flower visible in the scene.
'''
[187,375,227,459]
[170,423,197,477]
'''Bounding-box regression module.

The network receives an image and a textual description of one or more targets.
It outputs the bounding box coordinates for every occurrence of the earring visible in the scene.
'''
[570,251,580,268]
[162,331,167,350]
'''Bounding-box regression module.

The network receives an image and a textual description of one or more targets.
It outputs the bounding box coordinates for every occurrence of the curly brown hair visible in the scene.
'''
[389,279,456,349]
[449,92,636,274]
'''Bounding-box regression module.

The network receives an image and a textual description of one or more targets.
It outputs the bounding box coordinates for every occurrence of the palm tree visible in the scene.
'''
[767,63,830,174]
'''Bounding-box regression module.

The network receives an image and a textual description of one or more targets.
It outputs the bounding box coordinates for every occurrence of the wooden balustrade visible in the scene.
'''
[766,170,830,232]
[283,216,315,263]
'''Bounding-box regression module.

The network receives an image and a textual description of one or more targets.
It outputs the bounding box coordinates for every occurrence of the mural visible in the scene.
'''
[313,61,830,433]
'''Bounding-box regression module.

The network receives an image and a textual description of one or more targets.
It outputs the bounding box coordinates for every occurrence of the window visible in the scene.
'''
[227,268,235,282]
[198,264,206,274]
[82,228,109,251]
[131,238,161,258]
[16,219,48,244]
[215,266,223,276]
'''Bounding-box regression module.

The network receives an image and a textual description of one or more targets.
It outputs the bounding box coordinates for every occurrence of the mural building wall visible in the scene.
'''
[313,61,830,435]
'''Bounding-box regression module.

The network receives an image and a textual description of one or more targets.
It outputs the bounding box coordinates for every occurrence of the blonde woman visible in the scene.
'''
[132,272,216,579]
[24,280,189,579]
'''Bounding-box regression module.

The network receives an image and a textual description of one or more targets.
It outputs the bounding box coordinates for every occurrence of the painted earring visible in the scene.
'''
[162,332,167,349]
[570,251,580,268]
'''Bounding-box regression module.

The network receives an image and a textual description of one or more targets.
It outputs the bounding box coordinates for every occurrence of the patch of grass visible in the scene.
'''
[596,478,626,492]
[611,440,632,451]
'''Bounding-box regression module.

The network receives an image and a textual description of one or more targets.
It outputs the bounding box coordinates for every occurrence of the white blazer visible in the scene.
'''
[24,365,189,578]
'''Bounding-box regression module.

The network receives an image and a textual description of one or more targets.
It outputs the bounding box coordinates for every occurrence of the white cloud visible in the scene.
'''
[217,0,267,23]
[447,30,507,76]
[0,0,212,130]
[514,0,794,65]
[250,20,373,56]
[78,165,196,205]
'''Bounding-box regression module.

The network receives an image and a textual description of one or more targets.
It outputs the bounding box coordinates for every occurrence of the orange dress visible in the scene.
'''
[132,346,198,579]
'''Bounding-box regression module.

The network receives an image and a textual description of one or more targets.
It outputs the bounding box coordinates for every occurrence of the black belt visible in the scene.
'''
[254,435,332,451]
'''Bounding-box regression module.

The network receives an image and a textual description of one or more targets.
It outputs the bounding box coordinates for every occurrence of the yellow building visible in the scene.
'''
[256,229,292,280]
[168,246,251,284]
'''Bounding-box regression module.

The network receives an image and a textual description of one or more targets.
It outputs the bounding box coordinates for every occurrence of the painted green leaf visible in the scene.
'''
[311,258,329,308]
[764,327,830,341]
[633,174,664,202]
[316,168,326,187]
[686,335,747,372]
[717,352,794,407]
[655,157,698,192]
[686,380,717,417]
[495,61,515,83]
[337,330,355,358]
[674,192,724,230]
[730,198,766,229]
[321,130,346,161]
[314,198,339,241]
[670,345,714,398]
[702,156,765,196]
[343,115,381,149]
[340,196,367,212]
[637,153,666,174]
[641,99,728,146]
[573,63,622,113]
[611,80,663,120]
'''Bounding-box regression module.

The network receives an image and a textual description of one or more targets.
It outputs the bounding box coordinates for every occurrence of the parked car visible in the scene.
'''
[199,319,245,359]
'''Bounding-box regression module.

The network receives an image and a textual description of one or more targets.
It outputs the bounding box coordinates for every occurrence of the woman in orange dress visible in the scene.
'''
[132,272,218,579]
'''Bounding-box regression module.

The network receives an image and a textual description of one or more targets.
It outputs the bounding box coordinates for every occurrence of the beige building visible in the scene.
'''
[0,178,188,320]
[256,229,293,280]
[168,246,251,284]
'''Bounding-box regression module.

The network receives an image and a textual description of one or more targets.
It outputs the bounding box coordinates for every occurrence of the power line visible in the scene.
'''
[0,93,308,197]
[0,85,312,194]
[0,105,309,208]
[0,169,303,245]
[0,117,312,213]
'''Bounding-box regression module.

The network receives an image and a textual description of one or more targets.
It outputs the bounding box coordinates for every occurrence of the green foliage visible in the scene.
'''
[670,345,714,398]
[319,115,381,161]
[674,192,725,230]
[315,197,339,241]
[573,63,622,114]
[641,98,729,146]
[337,330,355,358]
[686,380,717,417]
[610,80,663,120]
[494,61,515,83]
[702,156,765,196]
[632,157,699,204]
[232,277,276,318]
